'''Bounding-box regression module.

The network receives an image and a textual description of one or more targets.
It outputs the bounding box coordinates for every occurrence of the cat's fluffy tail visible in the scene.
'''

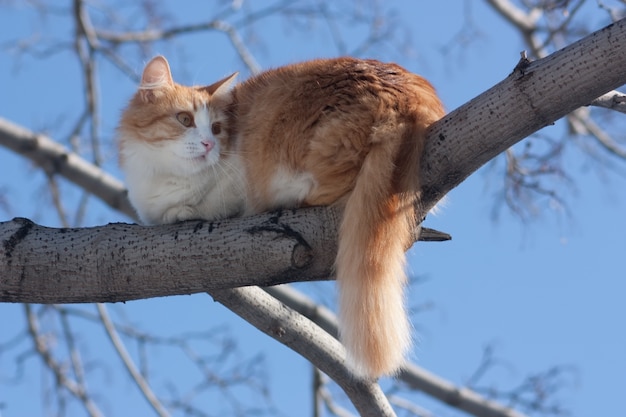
[337,118,434,379]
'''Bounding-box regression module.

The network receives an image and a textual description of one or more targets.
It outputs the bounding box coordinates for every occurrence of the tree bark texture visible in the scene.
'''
[0,210,338,303]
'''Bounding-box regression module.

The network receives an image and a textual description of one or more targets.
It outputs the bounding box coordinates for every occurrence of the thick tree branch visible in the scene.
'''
[420,17,626,210]
[0,211,338,303]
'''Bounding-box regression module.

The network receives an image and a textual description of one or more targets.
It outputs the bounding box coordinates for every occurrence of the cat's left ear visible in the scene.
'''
[203,72,238,99]
[141,56,174,88]
[138,56,174,103]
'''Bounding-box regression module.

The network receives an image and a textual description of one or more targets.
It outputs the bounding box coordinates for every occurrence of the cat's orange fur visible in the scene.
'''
[118,56,444,379]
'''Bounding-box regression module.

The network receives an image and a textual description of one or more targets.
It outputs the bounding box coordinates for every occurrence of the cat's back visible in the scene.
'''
[234,57,437,114]
[226,57,444,211]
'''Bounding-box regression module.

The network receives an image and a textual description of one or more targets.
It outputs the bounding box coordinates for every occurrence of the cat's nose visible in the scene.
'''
[201,140,215,152]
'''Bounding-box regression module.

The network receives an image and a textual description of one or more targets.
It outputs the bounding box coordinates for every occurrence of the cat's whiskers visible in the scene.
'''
[214,155,247,203]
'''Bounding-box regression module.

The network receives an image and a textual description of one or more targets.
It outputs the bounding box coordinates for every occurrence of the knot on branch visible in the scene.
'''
[246,210,313,270]
[2,217,35,262]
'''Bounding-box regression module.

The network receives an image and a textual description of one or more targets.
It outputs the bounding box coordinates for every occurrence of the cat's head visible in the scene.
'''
[118,56,237,176]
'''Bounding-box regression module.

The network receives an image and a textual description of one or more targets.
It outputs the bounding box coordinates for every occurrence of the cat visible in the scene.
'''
[118,55,445,379]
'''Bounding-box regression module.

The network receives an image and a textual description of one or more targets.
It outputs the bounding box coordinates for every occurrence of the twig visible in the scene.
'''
[73,0,103,166]
[569,108,626,159]
[96,303,171,417]
[24,304,104,417]
[588,89,626,114]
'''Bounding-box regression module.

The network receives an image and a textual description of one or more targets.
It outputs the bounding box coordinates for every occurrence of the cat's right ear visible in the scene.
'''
[138,56,174,102]
[204,72,238,99]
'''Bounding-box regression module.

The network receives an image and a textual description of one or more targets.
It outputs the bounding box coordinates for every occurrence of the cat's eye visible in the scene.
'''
[176,112,194,127]
[211,122,222,135]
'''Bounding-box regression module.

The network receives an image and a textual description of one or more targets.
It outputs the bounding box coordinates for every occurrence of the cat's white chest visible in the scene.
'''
[125,155,247,225]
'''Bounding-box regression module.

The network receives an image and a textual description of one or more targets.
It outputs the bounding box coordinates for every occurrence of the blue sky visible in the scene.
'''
[1,1,625,416]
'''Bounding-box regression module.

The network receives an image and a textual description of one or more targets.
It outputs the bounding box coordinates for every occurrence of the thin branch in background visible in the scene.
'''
[313,369,357,417]
[465,344,575,417]
[388,395,434,417]
[486,136,572,222]
[57,306,88,400]
[95,303,171,417]
[73,191,90,227]
[465,344,516,389]
[24,304,104,417]
[47,303,275,415]
[588,89,626,114]
[596,0,626,21]
[73,0,103,167]
[535,0,586,53]
[266,285,532,417]
[568,108,626,159]
[46,174,70,227]
[439,0,487,57]
[0,329,32,385]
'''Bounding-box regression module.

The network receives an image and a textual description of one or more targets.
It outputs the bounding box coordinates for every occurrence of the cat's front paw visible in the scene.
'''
[162,205,197,224]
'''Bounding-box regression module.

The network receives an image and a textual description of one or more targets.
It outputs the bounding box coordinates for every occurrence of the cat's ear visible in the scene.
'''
[203,72,238,99]
[141,56,173,87]
[139,56,173,102]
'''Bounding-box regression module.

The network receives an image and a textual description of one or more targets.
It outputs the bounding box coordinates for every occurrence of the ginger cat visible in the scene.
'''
[118,55,444,379]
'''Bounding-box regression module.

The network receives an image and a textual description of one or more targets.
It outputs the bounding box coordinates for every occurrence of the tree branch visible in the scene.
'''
[96,303,171,417]
[420,16,626,210]
[589,89,626,114]
[0,210,339,303]
[0,117,135,219]
[210,287,395,417]
[25,304,104,417]
[266,285,528,417]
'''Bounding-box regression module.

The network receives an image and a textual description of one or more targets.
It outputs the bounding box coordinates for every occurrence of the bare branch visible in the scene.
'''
[73,0,103,166]
[0,117,136,219]
[25,304,104,417]
[569,108,626,158]
[484,0,543,32]
[388,395,434,417]
[96,303,171,417]
[588,89,626,114]
[267,285,528,417]
[95,19,261,74]
[210,286,395,417]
